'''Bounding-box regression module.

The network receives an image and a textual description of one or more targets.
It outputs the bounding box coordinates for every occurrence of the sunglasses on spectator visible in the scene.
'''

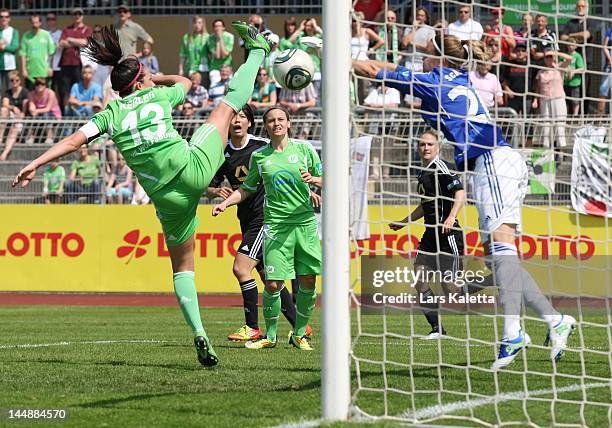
[0,14,10,18]
[35,82,46,87]
[73,12,83,16]
[47,16,56,20]
[118,10,129,14]
[10,78,19,82]
[459,10,470,14]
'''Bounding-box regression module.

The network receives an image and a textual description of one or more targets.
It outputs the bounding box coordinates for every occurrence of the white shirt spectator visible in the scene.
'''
[364,86,401,107]
[208,80,228,107]
[448,18,483,41]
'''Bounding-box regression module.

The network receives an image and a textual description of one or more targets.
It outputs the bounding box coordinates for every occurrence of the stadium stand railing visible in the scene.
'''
[0,110,608,205]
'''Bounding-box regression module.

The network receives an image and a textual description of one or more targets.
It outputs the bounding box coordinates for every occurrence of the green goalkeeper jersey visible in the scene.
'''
[89,84,187,195]
[241,139,322,225]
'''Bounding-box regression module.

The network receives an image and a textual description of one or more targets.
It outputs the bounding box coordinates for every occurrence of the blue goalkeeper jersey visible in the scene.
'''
[376,65,510,170]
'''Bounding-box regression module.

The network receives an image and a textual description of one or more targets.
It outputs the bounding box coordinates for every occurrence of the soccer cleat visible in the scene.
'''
[305,324,313,338]
[227,325,262,342]
[245,336,276,350]
[420,326,447,340]
[491,331,531,371]
[194,335,219,367]
[289,333,313,351]
[231,21,270,55]
[544,315,576,362]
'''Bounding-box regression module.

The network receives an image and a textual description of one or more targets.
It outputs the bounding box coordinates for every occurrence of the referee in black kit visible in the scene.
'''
[390,130,466,339]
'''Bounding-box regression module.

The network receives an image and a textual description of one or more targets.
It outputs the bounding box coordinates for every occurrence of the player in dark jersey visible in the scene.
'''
[207,105,312,341]
[390,131,465,339]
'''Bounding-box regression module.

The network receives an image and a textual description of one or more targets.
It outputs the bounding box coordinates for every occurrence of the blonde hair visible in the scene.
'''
[432,33,491,69]
[190,15,208,42]
[8,70,20,81]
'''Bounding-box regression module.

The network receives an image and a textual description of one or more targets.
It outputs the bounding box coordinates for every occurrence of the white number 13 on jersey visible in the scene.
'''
[120,103,167,147]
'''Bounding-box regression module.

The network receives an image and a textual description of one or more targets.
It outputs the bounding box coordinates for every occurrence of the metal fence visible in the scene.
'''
[0,109,608,205]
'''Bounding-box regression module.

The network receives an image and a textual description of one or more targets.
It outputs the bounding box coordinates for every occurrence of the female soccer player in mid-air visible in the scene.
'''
[212,105,322,351]
[353,32,576,370]
[13,23,271,367]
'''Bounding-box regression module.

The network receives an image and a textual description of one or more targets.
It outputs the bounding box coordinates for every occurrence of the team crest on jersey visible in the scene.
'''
[266,265,275,274]
[288,154,299,164]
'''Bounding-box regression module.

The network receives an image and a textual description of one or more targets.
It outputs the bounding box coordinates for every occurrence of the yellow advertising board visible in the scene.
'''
[0,205,608,294]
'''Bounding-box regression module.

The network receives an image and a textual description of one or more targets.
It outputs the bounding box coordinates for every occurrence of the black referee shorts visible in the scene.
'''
[414,227,464,276]
[238,219,265,271]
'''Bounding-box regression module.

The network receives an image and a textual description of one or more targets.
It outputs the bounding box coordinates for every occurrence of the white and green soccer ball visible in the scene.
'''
[273,48,315,91]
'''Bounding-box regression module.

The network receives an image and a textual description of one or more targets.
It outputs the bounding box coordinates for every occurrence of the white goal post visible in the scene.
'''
[321,0,352,422]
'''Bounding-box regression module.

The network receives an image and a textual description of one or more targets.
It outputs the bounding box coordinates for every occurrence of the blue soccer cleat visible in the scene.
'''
[491,330,531,371]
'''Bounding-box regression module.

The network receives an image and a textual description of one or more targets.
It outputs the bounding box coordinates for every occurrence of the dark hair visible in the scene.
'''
[242,104,255,133]
[30,14,41,22]
[212,19,225,27]
[82,25,144,97]
[284,17,297,39]
[262,105,292,138]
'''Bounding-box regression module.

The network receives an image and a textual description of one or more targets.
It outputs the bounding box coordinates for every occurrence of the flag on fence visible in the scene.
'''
[570,126,612,218]
[521,149,556,194]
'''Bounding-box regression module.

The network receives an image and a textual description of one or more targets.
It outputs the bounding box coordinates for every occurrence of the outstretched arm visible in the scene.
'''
[352,59,398,78]
[212,187,252,216]
[13,131,87,188]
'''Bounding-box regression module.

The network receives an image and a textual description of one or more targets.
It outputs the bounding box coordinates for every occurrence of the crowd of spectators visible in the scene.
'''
[0,0,611,201]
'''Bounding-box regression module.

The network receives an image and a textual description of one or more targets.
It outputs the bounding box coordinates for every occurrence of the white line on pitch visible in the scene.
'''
[0,339,170,349]
[401,382,611,421]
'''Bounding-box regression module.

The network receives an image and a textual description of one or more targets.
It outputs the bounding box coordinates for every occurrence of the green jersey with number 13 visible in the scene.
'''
[89,84,187,195]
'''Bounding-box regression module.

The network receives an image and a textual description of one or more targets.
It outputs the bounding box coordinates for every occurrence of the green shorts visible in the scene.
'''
[150,124,225,247]
[263,220,321,280]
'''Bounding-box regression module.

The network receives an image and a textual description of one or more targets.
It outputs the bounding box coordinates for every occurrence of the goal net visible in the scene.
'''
[346,1,612,426]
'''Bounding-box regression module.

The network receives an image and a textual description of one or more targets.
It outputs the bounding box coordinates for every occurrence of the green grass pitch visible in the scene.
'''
[0,305,610,427]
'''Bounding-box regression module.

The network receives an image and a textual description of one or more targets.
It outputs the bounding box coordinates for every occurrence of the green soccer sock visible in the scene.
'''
[223,49,265,112]
[262,289,281,342]
[173,271,206,338]
[295,287,317,337]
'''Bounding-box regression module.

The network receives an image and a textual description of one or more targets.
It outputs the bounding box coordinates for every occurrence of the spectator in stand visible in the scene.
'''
[291,18,323,98]
[517,13,533,43]
[374,9,400,64]
[483,8,515,62]
[20,15,55,90]
[279,17,298,51]
[354,0,384,23]
[208,64,232,108]
[564,37,585,116]
[57,8,91,112]
[179,15,208,81]
[401,7,435,72]
[351,12,384,61]
[45,12,62,92]
[364,84,401,179]
[278,82,317,139]
[447,5,483,41]
[105,153,133,204]
[0,9,19,96]
[533,50,573,149]
[26,77,61,144]
[0,70,27,160]
[42,158,65,204]
[116,3,153,57]
[502,42,532,115]
[138,41,159,75]
[249,66,277,111]
[175,101,197,140]
[597,26,612,114]
[66,64,102,118]
[561,0,594,55]
[530,14,558,66]
[184,71,209,112]
[65,145,101,204]
[204,19,234,86]
[469,62,504,109]
[82,25,111,90]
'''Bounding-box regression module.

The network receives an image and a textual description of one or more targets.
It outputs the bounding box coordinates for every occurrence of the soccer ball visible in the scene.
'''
[273,49,315,91]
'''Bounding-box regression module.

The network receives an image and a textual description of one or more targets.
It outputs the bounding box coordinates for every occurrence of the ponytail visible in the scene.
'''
[82,25,144,97]
[432,33,491,70]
